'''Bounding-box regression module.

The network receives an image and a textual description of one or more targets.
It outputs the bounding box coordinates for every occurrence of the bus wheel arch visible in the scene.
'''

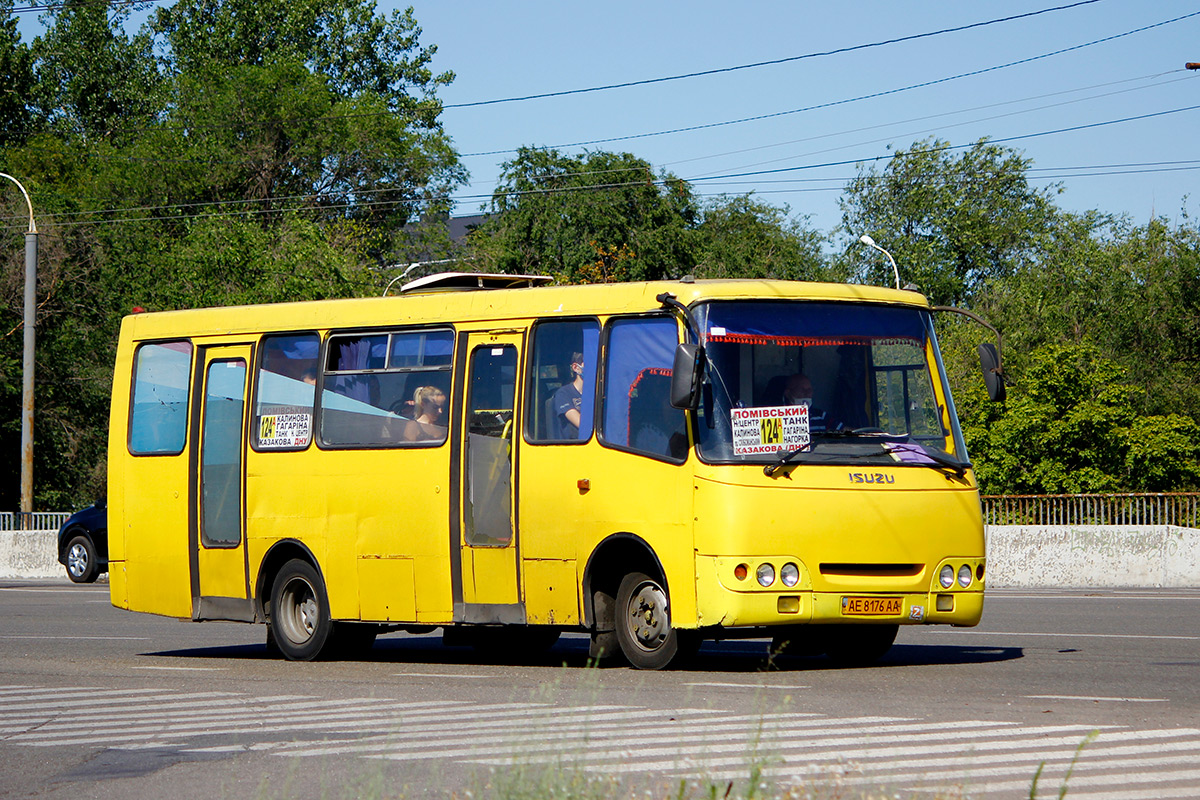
[582,533,674,666]
[268,558,334,661]
[257,541,332,661]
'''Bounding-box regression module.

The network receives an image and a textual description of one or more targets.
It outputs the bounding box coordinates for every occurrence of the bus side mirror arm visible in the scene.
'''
[932,305,1007,403]
[657,292,706,410]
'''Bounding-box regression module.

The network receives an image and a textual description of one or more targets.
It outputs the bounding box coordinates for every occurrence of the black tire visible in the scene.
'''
[615,571,682,670]
[269,560,333,661]
[64,533,99,584]
[823,624,898,666]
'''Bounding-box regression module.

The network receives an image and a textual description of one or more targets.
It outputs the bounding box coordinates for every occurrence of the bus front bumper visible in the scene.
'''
[693,556,983,629]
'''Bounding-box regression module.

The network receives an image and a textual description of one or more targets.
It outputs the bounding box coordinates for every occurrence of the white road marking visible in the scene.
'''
[926,630,1199,641]
[0,635,149,640]
[391,672,504,678]
[3,683,1198,797]
[1025,694,1168,703]
[685,681,810,689]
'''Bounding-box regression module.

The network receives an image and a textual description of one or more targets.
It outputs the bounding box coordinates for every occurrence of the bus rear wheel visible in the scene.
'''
[615,571,681,670]
[270,560,333,661]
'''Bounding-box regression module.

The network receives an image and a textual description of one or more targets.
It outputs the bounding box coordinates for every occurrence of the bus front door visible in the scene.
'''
[191,345,254,622]
[453,332,524,624]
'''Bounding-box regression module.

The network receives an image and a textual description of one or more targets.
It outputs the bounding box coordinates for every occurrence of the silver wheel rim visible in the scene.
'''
[67,543,88,578]
[279,577,319,645]
[626,580,669,652]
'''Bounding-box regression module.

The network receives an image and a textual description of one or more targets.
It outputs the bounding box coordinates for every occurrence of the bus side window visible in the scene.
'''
[320,328,453,448]
[526,319,599,443]
[253,333,319,451]
[602,317,688,462]
[129,340,193,455]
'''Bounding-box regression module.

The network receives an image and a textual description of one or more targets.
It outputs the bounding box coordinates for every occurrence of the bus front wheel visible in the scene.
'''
[270,560,333,661]
[615,571,681,670]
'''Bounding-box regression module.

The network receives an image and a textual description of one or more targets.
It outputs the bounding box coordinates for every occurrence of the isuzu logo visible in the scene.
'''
[848,472,895,484]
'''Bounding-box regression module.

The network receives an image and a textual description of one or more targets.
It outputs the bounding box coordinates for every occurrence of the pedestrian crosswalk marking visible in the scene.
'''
[1,684,1197,798]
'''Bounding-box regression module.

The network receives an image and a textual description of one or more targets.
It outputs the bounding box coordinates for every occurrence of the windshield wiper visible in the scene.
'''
[763,439,971,478]
[763,445,808,476]
[911,447,971,478]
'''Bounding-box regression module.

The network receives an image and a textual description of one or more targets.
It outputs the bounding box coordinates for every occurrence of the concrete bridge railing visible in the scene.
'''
[3,523,1199,587]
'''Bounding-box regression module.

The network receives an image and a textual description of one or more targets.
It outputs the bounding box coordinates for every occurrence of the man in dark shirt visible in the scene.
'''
[553,352,585,438]
[782,373,839,432]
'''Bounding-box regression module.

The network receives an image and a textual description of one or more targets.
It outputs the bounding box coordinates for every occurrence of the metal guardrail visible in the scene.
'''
[982,493,1200,527]
[0,512,71,532]
[6,496,1200,531]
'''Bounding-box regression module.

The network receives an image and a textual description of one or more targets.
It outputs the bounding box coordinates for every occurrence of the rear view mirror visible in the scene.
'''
[979,343,1006,403]
[670,343,706,409]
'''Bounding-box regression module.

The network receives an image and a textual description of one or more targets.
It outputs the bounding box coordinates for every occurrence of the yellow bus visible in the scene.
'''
[107,273,1000,669]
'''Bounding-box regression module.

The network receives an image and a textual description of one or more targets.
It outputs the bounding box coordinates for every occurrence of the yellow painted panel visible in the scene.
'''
[122,454,192,618]
[197,547,247,599]
[463,546,519,606]
[414,556,453,622]
[522,559,578,625]
[244,445,451,620]
[694,468,985,595]
[358,558,417,622]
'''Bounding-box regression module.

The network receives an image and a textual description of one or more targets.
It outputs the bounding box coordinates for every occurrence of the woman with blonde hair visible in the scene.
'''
[405,385,446,441]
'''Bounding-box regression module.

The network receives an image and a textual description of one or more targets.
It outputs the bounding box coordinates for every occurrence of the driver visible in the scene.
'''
[782,373,839,432]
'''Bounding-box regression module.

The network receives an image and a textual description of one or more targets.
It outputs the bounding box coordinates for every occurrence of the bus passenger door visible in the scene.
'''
[452,332,524,623]
[191,345,254,621]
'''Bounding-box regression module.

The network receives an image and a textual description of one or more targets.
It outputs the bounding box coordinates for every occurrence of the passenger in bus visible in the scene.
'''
[404,385,447,441]
[782,373,840,432]
[553,352,585,438]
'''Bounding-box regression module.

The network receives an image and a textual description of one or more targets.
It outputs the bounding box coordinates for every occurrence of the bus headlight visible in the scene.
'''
[780,562,800,587]
[958,564,973,588]
[939,564,955,589]
[756,563,776,587]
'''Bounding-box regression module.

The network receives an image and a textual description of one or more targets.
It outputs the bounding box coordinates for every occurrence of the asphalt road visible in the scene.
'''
[1,580,1198,800]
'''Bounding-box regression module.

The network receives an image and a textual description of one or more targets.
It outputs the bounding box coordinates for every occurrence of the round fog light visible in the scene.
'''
[939,564,955,589]
[780,562,800,587]
[756,563,776,587]
[958,564,972,588]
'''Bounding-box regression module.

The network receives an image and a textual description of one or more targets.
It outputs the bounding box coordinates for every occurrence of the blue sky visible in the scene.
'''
[15,0,1200,240]
[404,0,1199,238]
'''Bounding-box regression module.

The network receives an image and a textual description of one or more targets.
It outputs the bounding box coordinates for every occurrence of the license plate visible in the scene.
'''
[841,596,902,616]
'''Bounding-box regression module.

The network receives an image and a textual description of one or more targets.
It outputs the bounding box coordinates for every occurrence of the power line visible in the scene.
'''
[486,70,1189,191]
[459,11,1200,159]
[685,73,1195,180]
[6,0,152,13]
[443,0,1106,109]
[677,104,1200,186]
[8,117,1199,233]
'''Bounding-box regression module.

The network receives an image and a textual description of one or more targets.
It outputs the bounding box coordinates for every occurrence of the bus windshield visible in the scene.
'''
[694,300,968,468]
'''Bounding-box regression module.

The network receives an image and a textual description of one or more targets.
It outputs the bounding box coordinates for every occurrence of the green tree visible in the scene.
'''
[838,137,1059,305]
[0,0,35,149]
[30,0,160,142]
[977,213,1200,420]
[961,343,1200,495]
[0,1,464,510]
[693,195,827,281]
[471,148,700,283]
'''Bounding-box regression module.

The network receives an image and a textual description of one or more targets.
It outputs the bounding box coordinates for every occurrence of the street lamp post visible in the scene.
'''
[858,234,901,291]
[1,173,37,522]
